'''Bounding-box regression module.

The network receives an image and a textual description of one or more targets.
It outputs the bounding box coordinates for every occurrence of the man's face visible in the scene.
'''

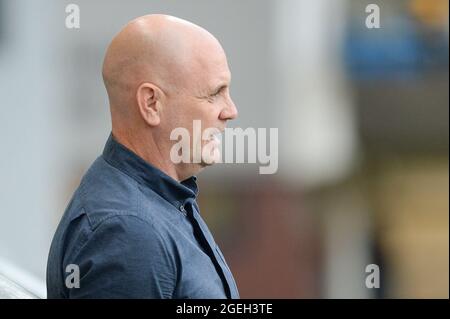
[163,43,238,174]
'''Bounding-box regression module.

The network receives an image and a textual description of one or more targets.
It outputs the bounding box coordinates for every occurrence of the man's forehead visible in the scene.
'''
[211,71,231,88]
[187,56,231,91]
[205,55,232,85]
[174,35,231,92]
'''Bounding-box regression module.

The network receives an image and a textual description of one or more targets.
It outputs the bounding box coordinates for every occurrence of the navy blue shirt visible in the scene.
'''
[46,134,239,299]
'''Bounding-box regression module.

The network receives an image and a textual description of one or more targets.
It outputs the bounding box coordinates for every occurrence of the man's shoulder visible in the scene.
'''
[73,155,178,228]
[69,156,145,228]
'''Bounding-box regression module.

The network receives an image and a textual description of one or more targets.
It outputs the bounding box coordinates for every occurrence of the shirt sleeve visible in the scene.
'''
[64,214,177,298]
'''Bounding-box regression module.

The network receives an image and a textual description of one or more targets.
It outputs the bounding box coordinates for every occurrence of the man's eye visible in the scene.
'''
[207,92,220,102]
[206,86,227,101]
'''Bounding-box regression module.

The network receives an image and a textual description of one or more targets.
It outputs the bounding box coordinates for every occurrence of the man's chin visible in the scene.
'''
[200,148,221,167]
[200,159,218,167]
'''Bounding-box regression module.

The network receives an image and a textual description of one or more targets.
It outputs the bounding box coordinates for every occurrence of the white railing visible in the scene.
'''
[0,257,45,299]
[0,273,38,299]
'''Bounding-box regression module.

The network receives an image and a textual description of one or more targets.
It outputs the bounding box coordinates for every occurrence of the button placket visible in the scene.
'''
[183,201,232,299]
[179,204,187,216]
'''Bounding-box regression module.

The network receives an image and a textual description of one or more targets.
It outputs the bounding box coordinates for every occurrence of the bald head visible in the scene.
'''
[101,14,237,181]
[102,14,225,111]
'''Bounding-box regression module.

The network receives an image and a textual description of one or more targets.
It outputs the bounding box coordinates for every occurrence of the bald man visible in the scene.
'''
[46,14,239,299]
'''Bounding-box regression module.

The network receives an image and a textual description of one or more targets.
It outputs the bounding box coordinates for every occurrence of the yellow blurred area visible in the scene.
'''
[374,157,449,297]
[410,0,449,28]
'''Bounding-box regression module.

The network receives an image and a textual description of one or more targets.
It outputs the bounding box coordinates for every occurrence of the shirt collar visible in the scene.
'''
[102,133,199,209]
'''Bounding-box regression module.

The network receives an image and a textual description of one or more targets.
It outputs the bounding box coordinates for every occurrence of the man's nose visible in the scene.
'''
[219,98,238,121]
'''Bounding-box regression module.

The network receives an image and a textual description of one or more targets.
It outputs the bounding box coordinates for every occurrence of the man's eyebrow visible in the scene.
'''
[211,83,228,94]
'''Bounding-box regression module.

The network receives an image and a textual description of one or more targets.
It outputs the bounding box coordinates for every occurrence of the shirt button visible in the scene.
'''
[179,205,186,215]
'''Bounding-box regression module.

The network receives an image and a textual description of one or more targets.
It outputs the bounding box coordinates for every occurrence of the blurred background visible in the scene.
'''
[0,0,448,298]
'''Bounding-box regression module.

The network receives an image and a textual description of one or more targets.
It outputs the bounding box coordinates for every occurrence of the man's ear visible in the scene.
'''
[136,82,161,126]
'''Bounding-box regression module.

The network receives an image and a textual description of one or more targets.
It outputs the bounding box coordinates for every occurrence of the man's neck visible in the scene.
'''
[112,130,188,182]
